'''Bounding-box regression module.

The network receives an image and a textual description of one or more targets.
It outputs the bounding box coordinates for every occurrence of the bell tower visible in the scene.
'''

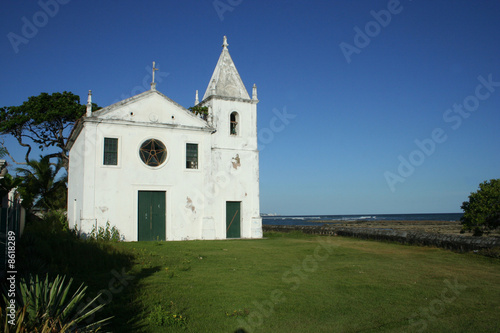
[198,36,262,238]
[199,36,258,148]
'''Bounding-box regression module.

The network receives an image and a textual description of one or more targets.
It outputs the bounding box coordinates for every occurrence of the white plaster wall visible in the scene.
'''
[88,122,210,241]
[208,148,261,239]
[203,97,262,239]
[209,98,258,151]
[98,92,206,128]
[67,125,86,231]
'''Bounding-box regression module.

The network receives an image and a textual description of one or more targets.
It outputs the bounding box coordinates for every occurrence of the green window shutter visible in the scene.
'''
[103,138,118,165]
[186,143,198,169]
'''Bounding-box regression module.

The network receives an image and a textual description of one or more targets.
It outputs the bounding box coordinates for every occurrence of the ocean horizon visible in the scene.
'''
[262,213,463,226]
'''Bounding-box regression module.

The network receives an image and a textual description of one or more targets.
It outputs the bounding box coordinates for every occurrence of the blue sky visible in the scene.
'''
[1,0,499,215]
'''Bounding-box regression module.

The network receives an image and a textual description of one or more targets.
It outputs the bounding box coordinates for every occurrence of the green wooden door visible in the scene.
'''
[138,191,166,241]
[226,201,241,238]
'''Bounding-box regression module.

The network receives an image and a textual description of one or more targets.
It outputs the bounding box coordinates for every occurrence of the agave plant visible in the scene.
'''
[0,303,27,333]
[3,274,111,332]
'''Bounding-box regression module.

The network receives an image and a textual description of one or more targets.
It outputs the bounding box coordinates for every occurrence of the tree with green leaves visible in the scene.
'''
[188,105,208,116]
[0,174,22,201]
[16,155,67,210]
[0,91,99,170]
[461,179,500,236]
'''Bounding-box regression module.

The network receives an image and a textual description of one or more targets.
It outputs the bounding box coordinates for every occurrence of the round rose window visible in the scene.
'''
[139,139,167,167]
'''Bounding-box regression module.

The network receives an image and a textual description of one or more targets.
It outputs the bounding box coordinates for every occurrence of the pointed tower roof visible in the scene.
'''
[202,36,250,101]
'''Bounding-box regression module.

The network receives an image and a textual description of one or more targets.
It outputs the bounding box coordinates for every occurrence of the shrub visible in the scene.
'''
[89,221,122,242]
[461,179,500,235]
[477,246,500,259]
[41,209,70,233]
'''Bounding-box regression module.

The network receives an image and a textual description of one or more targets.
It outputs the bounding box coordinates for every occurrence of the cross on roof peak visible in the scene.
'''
[151,61,159,90]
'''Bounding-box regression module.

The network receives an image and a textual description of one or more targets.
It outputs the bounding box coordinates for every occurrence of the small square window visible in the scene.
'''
[103,138,118,165]
[186,143,198,169]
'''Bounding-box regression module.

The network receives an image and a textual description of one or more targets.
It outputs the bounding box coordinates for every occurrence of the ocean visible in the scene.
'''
[262,213,463,226]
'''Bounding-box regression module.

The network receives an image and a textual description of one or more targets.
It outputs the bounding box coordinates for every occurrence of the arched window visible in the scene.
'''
[230,112,239,136]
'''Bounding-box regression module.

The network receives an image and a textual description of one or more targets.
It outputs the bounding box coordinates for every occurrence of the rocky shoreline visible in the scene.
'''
[304,219,500,237]
[263,221,500,253]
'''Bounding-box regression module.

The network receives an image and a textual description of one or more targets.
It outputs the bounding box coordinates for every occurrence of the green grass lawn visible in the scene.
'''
[96,232,499,332]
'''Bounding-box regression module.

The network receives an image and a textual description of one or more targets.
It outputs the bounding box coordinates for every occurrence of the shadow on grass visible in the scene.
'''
[102,266,162,332]
[14,213,159,332]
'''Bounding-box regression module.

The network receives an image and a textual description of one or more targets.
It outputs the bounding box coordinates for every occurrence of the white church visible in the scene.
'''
[67,37,262,241]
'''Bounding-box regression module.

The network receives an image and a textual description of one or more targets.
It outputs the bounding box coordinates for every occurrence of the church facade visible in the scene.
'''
[67,37,262,241]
